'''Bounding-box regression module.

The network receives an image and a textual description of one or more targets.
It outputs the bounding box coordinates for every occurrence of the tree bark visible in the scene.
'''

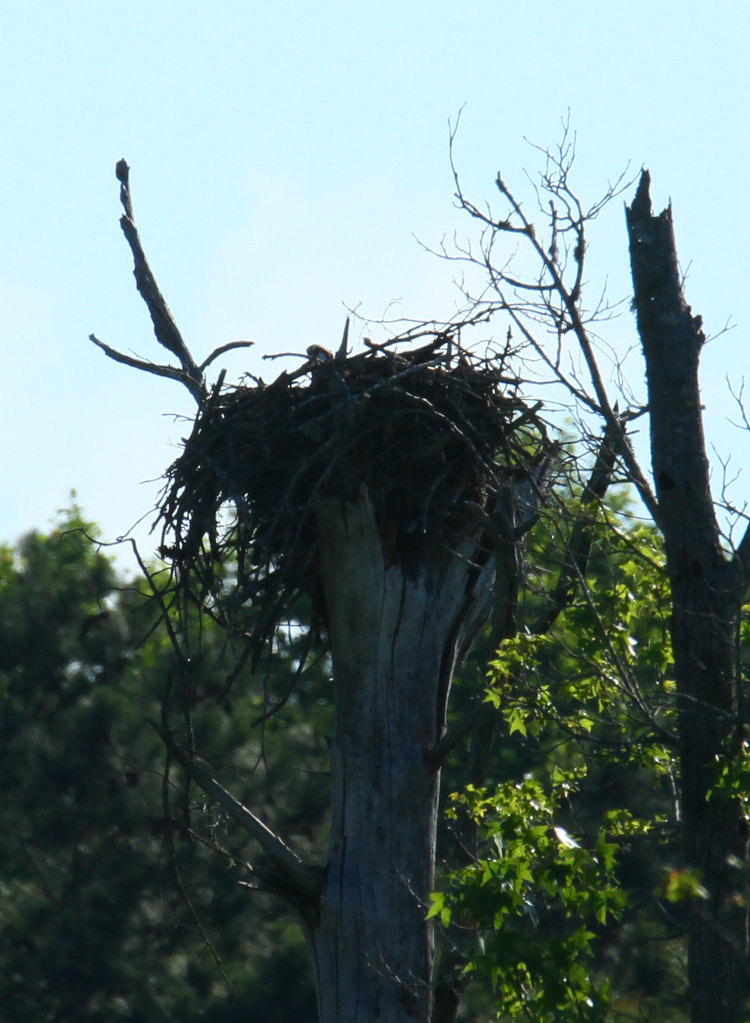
[627,171,749,1023]
[306,487,494,1023]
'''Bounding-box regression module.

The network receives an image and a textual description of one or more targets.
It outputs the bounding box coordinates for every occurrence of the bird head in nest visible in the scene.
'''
[306,344,334,364]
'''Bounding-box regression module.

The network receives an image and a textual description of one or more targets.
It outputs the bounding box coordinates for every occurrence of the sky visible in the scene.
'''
[2,1,749,568]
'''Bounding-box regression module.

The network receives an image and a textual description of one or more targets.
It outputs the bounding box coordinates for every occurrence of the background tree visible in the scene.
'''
[440,128,750,1022]
[0,507,328,1022]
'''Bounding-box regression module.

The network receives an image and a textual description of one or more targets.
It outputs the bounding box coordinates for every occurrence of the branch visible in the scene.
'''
[89,333,204,399]
[114,160,205,394]
[166,737,323,905]
[494,174,659,520]
[532,419,620,635]
[447,126,657,520]
[198,339,255,372]
[95,162,257,403]
[425,705,482,769]
[735,523,750,595]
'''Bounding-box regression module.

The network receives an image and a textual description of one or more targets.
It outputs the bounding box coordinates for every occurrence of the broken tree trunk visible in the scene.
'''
[147,334,550,1023]
[305,488,494,1022]
[627,170,750,1023]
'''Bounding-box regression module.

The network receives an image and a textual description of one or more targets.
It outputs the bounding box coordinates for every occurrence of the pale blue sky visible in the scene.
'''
[2,1,749,564]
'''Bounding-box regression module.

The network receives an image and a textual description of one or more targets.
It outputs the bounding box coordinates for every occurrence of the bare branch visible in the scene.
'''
[166,737,323,902]
[445,127,658,521]
[198,340,255,372]
[426,705,482,769]
[735,524,750,594]
[89,333,204,400]
[532,420,620,635]
[108,159,205,400]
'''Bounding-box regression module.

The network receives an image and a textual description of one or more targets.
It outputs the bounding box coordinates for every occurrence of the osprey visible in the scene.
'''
[306,344,334,364]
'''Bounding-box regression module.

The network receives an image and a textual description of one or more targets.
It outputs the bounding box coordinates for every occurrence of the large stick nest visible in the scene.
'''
[158,329,549,660]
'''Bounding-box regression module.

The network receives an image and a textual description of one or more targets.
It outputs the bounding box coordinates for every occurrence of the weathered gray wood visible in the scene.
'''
[307,487,494,1023]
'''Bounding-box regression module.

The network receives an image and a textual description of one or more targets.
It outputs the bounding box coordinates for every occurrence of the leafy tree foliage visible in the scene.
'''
[434,495,701,1020]
[1,489,741,1021]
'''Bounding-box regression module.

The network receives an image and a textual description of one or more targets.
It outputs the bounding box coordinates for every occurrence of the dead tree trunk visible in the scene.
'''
[627,171,750,1023]
[141,335,545,1023]
[306,489,494,1023]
